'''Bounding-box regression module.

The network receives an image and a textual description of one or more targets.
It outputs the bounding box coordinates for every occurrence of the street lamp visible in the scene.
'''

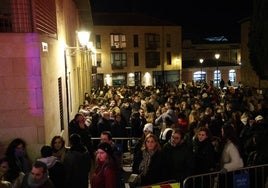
[215,53,220,88]
[64,31,91,123]
[199,58,204,82]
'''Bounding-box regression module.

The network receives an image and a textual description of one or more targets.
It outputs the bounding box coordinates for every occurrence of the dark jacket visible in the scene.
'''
[63,144,91,188]
[37,156,65,188]
[132,150,165,186]
[162,141,195,184]
[192,138,217,174]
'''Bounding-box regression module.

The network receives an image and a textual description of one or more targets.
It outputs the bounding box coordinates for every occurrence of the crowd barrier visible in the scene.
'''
[182,163,268,188]
[137,180,180,188]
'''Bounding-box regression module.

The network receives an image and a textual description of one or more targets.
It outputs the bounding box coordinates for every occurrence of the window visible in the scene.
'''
[145,33,160,49]
[96,35,101,49]
[214,70,221,86]
[111,52,127,69]
[229,69,236,82]
[134,52,139,66]
[145,52,160,68]
[167,52,171,65]
[166,34,171,48]
[112,73,127,86]
[193,71,202,82]
[133,35,139,47]
[111,34,126,49]
[96,53,102,67]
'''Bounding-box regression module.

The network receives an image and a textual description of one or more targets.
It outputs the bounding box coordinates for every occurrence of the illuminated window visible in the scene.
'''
[229,69,236,82]
[110,34,126,49]
[96,53,102,67]
[193,71,206,82]
[214,70,221,86]
[96,35,101,49]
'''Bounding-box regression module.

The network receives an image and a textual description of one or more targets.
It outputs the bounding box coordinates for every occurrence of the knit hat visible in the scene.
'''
[97,142,113,156]
[255,115,263,122]
[143,123,153,133]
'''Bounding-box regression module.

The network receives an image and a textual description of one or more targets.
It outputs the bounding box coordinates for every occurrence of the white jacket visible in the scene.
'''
[221,140,244,171]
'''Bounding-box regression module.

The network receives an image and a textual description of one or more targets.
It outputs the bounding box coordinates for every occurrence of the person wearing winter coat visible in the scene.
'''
[91,142,117,188]
[63,134,91,188]
[132,133,165,187]
[192,126,217,174]
[37,146,65,188]
[21,160,55,188]
[220,124,244,172]
[162,128,194,184]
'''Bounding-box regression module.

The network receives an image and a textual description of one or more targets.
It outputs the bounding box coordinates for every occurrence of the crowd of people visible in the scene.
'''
[1,81,268,187]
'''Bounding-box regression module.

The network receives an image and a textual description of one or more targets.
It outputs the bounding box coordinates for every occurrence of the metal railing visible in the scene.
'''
[182,164,268,188]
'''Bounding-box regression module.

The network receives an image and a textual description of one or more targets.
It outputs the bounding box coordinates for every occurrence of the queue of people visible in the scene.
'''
[1,82,268,187]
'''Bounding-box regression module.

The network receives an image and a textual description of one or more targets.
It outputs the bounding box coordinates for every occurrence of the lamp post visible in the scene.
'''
[215,53,220,88]
[64,31,91,123]
[199,58,204,82]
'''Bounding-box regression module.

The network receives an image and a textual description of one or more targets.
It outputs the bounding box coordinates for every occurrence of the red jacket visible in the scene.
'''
[91,162,117,188]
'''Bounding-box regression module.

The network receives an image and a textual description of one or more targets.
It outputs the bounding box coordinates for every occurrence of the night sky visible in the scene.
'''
[90,0,252,41]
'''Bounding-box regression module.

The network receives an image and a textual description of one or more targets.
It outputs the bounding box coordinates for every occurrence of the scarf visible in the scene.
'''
[139,150,155,176]
[52,147,66,162]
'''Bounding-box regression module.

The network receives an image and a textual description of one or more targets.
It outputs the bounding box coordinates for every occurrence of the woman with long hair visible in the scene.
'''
[5,138,32,174]
[220,123,244,172]
[91,142,117,188]
[50,136,68,163]
[0,156,24,188]
[132,133,165,186]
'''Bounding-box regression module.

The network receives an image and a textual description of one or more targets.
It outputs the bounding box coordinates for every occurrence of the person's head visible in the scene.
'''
[255,115,263,124]
[5,138,27,158]
[171,128,184,146]
[100,131,113,144]
[29,161,48,181]
[139,108,145,117]
[196,126,211,142]
[50,136,65,151]
[0,156,10,174]
[109,99,117,107]
[221,123,236,140]
[69,133,81,146]
[85,92,89,98]
[102,111,110,120]
[181,101,188,107]
[40,146,52,158]
[74,113,85,123]
[142,133,161,152]
[143,123,153,135]
[114,113,121,122]
[96,142,113,163]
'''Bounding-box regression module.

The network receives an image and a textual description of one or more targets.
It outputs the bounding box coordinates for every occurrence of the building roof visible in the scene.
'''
[92,12,179,26]
[182,59,240,69]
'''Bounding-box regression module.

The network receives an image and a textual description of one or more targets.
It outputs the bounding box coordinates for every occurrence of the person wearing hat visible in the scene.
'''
[91,142,117,188]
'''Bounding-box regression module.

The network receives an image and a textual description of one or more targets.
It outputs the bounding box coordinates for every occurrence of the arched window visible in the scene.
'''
[193,71,206,83]
[229,69,236,82]
[214,70,221,86]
